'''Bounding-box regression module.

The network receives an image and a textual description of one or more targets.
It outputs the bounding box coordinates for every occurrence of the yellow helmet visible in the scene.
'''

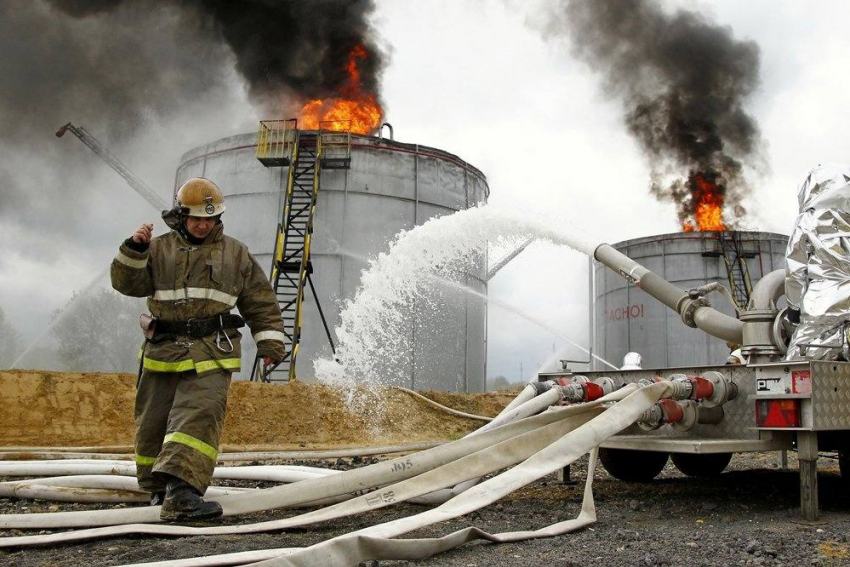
[176,178,226,217]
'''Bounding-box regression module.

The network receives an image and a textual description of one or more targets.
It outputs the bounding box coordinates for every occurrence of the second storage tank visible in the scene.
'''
[590,231,789,370]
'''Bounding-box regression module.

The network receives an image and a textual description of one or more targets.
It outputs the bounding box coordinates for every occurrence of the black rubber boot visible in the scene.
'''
[150,490,166,506]
[160,477,222,521]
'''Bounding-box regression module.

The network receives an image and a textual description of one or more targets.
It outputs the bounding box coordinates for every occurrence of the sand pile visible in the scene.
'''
[0,371,515,449]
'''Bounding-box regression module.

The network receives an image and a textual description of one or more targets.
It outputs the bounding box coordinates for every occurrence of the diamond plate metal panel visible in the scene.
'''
[811,361,850,430]
[572,364,759,441]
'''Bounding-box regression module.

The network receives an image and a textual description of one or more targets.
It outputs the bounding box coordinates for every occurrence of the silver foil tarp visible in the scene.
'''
[785,163,850,360]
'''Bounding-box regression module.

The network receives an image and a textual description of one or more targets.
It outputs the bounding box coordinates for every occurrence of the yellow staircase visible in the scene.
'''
[252,120,349,381]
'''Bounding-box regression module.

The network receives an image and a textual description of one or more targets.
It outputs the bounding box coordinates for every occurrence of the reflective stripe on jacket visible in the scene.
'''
[111,223,286,374]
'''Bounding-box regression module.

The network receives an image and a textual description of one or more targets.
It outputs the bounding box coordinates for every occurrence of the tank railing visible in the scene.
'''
[256,119,297,166]
[594,244,745,345]
[318,120,352,168]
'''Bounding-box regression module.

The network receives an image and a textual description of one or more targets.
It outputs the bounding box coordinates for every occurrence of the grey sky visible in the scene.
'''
[2,1,848,383]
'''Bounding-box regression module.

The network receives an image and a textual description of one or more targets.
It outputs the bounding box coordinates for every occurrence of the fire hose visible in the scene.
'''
[0,476,254,503]
[0,442,444,463]
[121,382,656,567]
[0,378,735,566]
[395,387,493,422]
[0,383,557,510]
[0,386,625,534]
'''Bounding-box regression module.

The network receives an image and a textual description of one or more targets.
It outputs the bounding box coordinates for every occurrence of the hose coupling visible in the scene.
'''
[558,383,587,403]
[637,377,660,388]
[556,376,614,403]
[666,374,699,400]
[687,282,721,299]
[637,399,698,431]
[533,380,556,395]
[591,376,619,394]
[699,371,738,408]
[637,403,664,431]
[670,400,698,432]
[666,372,736,408]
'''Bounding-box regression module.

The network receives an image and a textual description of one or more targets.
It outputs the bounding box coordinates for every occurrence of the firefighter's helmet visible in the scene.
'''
[176,178,226,217]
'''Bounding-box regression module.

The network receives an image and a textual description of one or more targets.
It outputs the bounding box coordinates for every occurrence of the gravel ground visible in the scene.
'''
[1,452,849,567]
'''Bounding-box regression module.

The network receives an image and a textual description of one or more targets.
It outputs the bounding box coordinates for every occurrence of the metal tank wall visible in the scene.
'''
[590,231,789,370]
[175,132,489,392]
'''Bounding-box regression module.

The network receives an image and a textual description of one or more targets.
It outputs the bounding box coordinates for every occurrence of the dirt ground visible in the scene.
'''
[1,372,849,566]
[0,370,515,449]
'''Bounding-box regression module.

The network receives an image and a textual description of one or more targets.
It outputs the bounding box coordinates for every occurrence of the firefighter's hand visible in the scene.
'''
[132,223,154,244]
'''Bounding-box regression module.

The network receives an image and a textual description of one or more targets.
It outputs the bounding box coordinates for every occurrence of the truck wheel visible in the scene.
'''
[671,452,733,477]
[599,448,669,482]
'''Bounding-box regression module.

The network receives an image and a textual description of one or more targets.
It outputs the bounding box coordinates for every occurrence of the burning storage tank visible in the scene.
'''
[174,129,489,392]
[590,231,789,370]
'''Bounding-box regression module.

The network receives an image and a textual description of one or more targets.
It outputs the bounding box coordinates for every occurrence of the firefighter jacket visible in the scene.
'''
[110,223,286,375]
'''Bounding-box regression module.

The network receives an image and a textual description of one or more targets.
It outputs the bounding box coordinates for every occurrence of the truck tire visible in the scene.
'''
[599,448,669,482]
[671,452,733,477]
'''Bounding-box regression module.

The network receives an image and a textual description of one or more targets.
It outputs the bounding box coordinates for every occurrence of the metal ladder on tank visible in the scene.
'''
[702,232,756,312]
[252,119,350,382]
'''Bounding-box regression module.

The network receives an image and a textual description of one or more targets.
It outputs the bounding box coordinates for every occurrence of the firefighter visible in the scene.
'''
[111,177,285,521]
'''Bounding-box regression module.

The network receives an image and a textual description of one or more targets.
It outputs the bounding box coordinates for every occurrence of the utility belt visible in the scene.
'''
[140,313,244,352]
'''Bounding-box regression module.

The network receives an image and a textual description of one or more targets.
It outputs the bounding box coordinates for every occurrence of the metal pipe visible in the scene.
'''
[749,269,786,310]
[740,269,786,362]
[593,244,744,344]
[379,122,394,141]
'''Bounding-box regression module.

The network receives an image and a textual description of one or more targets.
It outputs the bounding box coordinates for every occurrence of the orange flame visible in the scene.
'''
[682,173,726,232]
[298,44,383,135]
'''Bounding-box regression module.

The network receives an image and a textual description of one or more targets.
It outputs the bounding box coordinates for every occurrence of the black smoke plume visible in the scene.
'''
[47,0,385,112]
[550,0,762,228]
[0,0,385,239]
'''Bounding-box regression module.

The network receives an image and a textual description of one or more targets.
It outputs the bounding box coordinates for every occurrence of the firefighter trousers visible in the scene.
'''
[134,369,231,494]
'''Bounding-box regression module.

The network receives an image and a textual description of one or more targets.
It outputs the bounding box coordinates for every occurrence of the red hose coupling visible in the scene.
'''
[582,382,605,401]
[688,375,715,401]
[555,377,571,405]
[658,398,684,424]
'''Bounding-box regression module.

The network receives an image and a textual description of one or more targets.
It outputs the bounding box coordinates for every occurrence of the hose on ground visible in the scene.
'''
[0,387,621,535]
[0,475,254,503]
[395,387,493,422]
[0,442,444,463]
[0,381,676,567]
[53,382,663,566]
[429,383,566,504]
[0,384,634,546]
[256,382,672,567]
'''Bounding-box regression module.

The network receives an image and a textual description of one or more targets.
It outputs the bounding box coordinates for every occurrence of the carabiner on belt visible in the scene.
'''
[216,314,234,353]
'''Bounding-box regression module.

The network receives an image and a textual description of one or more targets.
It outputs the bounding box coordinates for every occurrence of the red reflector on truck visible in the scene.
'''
[755,399,801,428]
